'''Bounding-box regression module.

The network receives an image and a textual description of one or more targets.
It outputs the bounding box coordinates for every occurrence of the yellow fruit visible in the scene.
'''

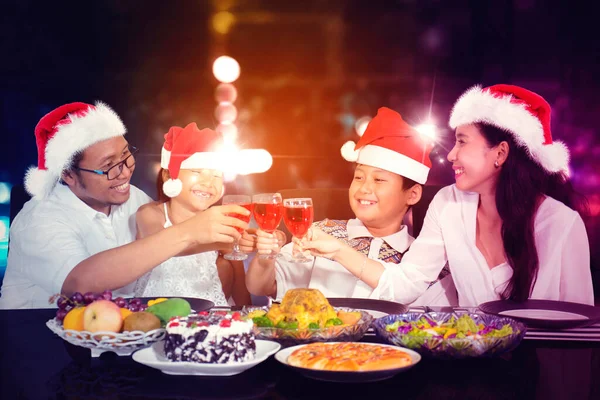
[120,308,133,320]
[63,307,86,331]
[147,298,168,307]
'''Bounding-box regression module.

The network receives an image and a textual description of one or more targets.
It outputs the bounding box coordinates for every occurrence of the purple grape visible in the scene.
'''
[94,293,104,301]
[83,292,95,304]
[64,304,74,313]
[129,304,140,312]
[57,297,71,310]
[70,292,84,305]
[56,309,68,321]
[114,297,127,308]
[129,298,141,306]
[139,304,148,311]
[101,290,113,301]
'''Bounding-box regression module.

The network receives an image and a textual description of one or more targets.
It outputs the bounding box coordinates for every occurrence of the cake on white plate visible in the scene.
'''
[164,311,256,363]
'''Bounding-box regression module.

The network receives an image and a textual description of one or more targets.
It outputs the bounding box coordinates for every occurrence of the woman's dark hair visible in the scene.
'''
[156,168,170,203]
[476,122,588,301]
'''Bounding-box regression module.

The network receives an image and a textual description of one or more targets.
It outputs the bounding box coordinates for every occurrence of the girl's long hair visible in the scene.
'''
[156,168,170,203]
[477,122,588,301]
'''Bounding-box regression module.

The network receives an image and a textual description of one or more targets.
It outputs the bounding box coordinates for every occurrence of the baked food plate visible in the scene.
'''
[132,340,280,376]
[274,342,421,383]
[478,299,600,330]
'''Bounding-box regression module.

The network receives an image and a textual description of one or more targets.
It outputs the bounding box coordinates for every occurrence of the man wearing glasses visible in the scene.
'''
[0,102,249,309]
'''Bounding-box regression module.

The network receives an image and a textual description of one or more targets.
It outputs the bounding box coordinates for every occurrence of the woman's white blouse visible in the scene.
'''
[372,185,593,306]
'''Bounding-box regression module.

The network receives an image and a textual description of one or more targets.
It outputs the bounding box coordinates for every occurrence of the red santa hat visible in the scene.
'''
[161,122,226,198]
[449,84,569,174]
[341,107,433,184]
[25,102,126,198]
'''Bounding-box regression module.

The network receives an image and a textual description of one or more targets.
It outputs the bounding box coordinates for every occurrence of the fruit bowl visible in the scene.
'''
[46,318,166,357]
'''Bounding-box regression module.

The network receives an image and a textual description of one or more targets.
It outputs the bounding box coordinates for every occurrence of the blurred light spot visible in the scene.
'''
[415,124,437,141]
[215,102,238,124]
[0,217,7,240]
[217,123,239,143]
[212,11,236,35]
[354,116,371,137]
[213,56,240,83]
[0,182,11,204]
[214,83,238,103]
[438,158,445,164]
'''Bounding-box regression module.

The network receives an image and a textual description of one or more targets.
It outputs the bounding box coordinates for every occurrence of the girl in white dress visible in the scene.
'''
[134,123,251,306]
[301,84,594,306]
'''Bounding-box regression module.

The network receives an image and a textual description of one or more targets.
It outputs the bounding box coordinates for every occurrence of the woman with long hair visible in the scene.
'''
[302,84,593,306]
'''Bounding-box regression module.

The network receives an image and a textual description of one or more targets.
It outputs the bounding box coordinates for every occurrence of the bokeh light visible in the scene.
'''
[0,182,11,204]
[212,11,236,35]
[212,56,240,83]
[217,123,239,143]
[415,123,437,141]
[214,83,238,103]
[354,116,371,137]
[215,102,238,124]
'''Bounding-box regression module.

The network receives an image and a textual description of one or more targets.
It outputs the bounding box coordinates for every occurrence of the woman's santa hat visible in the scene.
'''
[449,84,569,174]
[25,102,127,198]
[161,122,226,198]
[341,107,433,184]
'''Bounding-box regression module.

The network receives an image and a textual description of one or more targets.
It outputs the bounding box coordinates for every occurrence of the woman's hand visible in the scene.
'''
[299,227,344,260]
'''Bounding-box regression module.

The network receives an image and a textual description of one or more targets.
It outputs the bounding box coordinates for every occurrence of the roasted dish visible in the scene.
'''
[248,289,362,330]
[288,342,413,371]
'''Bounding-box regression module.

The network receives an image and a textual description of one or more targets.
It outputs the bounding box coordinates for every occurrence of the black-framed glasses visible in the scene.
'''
[75,146,138,180]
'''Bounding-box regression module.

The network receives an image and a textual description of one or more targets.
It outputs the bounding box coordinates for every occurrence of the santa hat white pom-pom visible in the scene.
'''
[162,179,183,198]
[24,167,57,198]
[341,141,359,162]
[535,141,570,174]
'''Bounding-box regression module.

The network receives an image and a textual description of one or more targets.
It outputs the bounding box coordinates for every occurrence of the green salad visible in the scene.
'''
[385,314,514,340]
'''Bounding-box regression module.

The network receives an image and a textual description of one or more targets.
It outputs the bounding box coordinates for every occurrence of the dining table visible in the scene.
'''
[1,305,599,400]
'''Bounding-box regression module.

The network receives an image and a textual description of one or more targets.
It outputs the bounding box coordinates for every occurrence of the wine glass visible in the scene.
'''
[222,195,253,261]
[252,193,283,259]
[283,198,314,262]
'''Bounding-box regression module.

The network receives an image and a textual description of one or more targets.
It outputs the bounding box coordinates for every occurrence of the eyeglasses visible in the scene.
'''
[74,146,138,180]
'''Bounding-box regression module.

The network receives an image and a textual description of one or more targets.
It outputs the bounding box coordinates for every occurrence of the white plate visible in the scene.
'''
[132,340,280,376]
[499,309,588,320]
[274,342,421,383]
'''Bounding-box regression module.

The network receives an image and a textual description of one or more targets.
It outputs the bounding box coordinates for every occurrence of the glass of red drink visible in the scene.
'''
[283,198,314,262]
[252,193,283,259]
[222,195,253,261]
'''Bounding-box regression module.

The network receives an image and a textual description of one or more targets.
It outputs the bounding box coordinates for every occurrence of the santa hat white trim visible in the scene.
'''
[356,144,430,184]
[448,85,569,173]
[24,102,126,198]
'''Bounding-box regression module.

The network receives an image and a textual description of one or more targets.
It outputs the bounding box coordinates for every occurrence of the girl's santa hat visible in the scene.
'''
[341,107,433,184]
[449,84,569,174]
[25,102,127,198]
[161,123,226,198]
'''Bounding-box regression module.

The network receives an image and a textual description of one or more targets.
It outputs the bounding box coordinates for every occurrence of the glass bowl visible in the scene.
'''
[372,312,526,359]
[244,306,373,347]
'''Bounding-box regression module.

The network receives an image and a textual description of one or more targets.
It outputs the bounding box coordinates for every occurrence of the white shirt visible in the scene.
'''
[373,184,594,306]
[275,218,458,306]
[0,184,152,309]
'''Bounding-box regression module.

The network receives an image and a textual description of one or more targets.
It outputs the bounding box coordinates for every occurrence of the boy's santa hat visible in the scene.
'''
[341,107,433,184]
[449,84,569,174]
[161,122,226,198]
[25,102,127,198]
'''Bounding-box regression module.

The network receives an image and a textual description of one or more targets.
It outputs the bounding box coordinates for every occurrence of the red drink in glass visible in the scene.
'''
[253,203,283,232]
[283,205,314,237]
[227,203,253,234]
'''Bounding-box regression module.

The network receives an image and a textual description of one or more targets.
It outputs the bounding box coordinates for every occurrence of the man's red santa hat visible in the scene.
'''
[25,102,127,198]
[341,107,433,184]
[161,122,226,198]
[449,84,569,174]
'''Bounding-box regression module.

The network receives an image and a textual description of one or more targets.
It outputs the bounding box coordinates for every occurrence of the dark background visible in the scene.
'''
[1,0,598,292]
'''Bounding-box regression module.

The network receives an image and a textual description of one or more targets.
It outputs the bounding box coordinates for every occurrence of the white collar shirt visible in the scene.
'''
[0,184,152,309]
